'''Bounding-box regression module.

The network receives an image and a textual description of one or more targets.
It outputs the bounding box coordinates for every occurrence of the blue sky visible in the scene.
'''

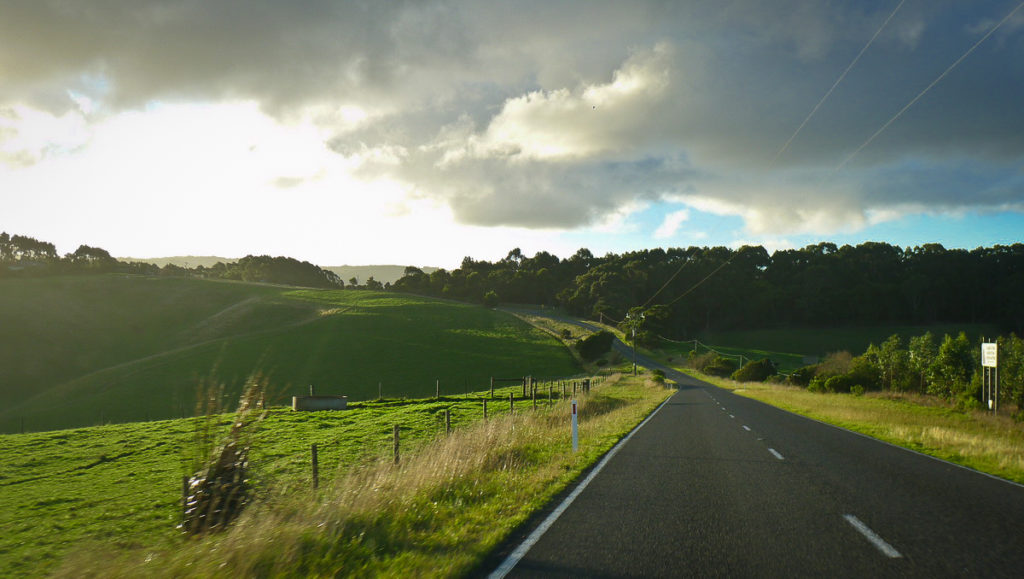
[2,1,1023,269]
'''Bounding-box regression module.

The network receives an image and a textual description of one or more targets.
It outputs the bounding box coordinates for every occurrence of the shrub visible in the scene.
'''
[807,377,826,393]
[688,351,718,372]
[481,290,499,308]
[789,365,817,387]
[851,384,865,396]
[824,375,853,394]
[730,359,777,383]
[819,351,853,376]
[575,330,615,362]
[560,329,572,340]
[704,356,738,378]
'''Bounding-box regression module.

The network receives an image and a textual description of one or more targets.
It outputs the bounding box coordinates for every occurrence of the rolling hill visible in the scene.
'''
[0,275,578,433]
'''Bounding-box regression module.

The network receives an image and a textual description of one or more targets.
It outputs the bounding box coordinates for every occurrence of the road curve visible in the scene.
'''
[486,314,1024,577]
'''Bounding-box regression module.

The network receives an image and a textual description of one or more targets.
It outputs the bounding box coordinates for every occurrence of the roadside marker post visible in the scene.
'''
[571,400,579,453]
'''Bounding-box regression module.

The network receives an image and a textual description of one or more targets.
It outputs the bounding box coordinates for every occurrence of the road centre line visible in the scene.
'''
[489,395,675,578]
[843,514,903,559]
[768,448,784,460]
[742,425,751,431]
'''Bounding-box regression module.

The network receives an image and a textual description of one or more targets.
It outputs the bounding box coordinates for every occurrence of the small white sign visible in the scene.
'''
[982,343,998,368]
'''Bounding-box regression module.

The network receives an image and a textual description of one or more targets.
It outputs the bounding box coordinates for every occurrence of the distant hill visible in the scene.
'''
[325,265,439,285]
[120,257,437,285]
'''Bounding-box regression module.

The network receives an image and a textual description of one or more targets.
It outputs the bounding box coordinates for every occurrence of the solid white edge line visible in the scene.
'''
[742,425,751,431]
[843,514,903,559]
[488,394,675,579]
[772,400,1024,490]
[768,448,784,460]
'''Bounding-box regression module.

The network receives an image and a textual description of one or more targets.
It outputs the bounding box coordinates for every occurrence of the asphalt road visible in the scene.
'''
[486,322,1024,577]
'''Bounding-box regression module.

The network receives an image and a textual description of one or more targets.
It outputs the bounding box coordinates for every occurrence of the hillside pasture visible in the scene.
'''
[0,276,579,433]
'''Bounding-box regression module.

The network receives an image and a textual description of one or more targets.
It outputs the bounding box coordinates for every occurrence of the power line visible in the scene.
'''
[774,0,906,163]
[665,255,734,307]
[833,0,1024,175]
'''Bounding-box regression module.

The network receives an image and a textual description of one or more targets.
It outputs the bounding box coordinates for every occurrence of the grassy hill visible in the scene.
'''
[0,276,579,433]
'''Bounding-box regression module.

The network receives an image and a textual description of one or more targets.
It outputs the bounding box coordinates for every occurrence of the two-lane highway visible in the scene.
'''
[489,361,1024,577]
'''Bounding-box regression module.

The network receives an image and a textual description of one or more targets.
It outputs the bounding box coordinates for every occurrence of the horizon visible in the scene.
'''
[4,1,1023,269]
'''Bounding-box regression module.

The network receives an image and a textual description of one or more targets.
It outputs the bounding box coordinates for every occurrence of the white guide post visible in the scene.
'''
[571,399,579,452]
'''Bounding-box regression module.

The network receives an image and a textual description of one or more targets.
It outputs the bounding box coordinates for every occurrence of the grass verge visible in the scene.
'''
[681,369,1024,485]
[1,375,670,577]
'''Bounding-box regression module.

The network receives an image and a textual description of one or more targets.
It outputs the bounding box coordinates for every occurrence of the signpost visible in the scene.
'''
[982,341,998,413]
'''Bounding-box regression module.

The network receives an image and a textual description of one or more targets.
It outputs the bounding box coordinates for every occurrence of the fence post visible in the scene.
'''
[393,425,400,465]
[549,383,553,405]
[509,392,514,414]
[311,443,319,490]
[532,387,537,410]
[436,379,440,400]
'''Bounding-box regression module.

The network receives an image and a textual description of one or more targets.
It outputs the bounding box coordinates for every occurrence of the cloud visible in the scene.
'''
[3,0,1024,242]
[653,209,690,239]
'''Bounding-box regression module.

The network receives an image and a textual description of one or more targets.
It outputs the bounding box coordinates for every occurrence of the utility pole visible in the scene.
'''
[626,310,645,376]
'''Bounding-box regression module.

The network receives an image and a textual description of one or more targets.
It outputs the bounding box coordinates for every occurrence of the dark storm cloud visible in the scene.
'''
[3,0,1023,233]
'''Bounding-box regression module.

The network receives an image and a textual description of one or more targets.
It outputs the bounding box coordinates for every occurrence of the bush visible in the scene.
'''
[730,359,777,383]
[482,290,499,308]
[704,357,738,378]
[824,375,853,393]
[851,384,865,396]
[560,329,572,340]
[575,330,615,362]
[807,377,826,393]
[788,365,818,387]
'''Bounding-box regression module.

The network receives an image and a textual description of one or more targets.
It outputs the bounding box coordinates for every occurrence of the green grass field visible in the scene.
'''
[0,276,580,433]
[0,376,670,578]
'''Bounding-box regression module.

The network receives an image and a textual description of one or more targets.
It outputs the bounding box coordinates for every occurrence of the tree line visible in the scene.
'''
[392,242,1024,337]
[7,231,1023,337]
[0,233,342,289]
[686,330,1024,419]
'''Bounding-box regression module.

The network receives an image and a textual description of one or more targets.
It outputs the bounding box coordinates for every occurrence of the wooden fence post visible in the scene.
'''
[532,387,536,410]
[509,392,514,414]
[436,379,440,400]
[311,443,319,490]
[483,398,488,420]
[393,425,400,465]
